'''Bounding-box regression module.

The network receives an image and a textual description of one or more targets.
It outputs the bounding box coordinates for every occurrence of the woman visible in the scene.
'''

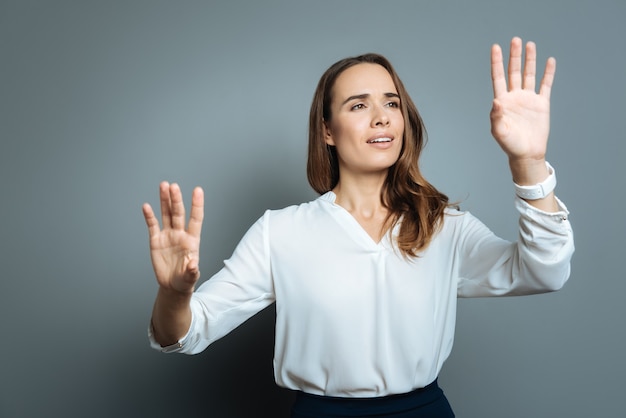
[143,37,574,417]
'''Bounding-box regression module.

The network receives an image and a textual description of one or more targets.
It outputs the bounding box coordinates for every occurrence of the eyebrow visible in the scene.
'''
[341,92,400,106]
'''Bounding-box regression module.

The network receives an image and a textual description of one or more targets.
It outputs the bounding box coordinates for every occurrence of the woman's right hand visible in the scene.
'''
[142,182,204,294]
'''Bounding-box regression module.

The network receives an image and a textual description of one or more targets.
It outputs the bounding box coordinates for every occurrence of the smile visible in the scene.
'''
[366,137,392,144]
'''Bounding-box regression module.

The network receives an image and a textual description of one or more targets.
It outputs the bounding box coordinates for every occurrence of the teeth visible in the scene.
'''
[368,137,392,143]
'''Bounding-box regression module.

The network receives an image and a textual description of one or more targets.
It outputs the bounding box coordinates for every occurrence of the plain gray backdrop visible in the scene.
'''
[1,1,624,417]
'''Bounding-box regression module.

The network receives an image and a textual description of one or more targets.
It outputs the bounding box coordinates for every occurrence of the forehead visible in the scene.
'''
[332,63,397,98]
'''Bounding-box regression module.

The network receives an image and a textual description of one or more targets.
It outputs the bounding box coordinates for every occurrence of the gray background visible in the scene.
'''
[1,1,624,417]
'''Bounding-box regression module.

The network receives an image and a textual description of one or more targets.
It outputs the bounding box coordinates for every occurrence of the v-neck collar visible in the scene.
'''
[319,191,393,250]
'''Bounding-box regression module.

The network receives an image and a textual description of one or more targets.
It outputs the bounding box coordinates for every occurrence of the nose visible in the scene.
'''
[371,105,390,127]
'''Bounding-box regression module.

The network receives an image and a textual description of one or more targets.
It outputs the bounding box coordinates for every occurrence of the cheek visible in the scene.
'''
[395,117,405,144]
[394,113,405,129]
[327,119,359,146]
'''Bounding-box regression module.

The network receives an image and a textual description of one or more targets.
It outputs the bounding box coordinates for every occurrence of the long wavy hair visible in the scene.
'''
[307,53,451,257]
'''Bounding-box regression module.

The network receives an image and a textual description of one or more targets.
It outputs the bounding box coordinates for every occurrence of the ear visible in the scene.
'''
[323,119,335,146]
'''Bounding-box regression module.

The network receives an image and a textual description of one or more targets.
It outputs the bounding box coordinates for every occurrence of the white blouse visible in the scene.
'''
[149,191,574,397]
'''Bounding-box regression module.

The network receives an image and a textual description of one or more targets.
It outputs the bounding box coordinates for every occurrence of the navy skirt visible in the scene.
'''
[290,379,455,418]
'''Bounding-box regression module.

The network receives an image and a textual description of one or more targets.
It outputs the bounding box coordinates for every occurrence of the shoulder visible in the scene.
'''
[257,193,338,248]
[435,205,478,239]
[264,192,334,226]
[442,205,470,226]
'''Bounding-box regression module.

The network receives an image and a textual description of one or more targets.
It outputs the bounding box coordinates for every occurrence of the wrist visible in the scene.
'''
[156,286,193,308]
[152,287,193,346]
[508,157,549,185]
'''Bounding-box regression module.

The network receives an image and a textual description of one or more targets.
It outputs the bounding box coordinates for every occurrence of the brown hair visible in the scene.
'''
[307,53,451,257]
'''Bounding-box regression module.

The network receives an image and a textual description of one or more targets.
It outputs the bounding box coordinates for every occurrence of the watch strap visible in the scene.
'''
[514,161,556,200]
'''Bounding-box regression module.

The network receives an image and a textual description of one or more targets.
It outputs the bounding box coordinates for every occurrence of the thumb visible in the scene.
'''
[490,99,503,119]
[186,254,200,276]
[490,99,509,140]
[180,254,201,287]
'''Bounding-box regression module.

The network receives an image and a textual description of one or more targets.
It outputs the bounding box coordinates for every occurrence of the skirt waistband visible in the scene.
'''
[291,379,453,417]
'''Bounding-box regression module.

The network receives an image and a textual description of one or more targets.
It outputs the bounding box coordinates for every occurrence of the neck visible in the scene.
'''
[332,171,387,217]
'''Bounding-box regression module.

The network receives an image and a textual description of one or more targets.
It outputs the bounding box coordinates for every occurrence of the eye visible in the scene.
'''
[385,101,400,108]
[350,103,365,111]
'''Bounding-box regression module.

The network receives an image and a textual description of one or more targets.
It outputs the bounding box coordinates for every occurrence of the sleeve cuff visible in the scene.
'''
[147,314,195,354]
[515,194,570,221]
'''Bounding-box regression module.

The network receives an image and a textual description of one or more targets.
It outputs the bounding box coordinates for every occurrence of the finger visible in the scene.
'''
[169,183,186,230]
[187,186,204,238]
[539,57,556,100]
[491,43,507,98]
[159,181,172,229]
[523,41,537,91]
[508,37,523,90]
[142,203,161,238]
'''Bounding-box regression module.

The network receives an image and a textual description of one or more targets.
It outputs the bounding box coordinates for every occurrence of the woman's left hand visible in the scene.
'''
[490,37,555,162]
[490,37,559,212]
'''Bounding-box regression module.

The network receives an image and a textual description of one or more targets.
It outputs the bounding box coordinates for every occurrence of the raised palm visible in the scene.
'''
[142,182,204,294]
[490,37,556,162]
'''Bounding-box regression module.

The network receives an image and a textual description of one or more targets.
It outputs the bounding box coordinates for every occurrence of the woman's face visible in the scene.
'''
[324,63,404,178]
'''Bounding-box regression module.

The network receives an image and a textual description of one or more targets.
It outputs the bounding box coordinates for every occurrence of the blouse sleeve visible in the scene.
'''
[148,210,275,354]
[456,196,574,298]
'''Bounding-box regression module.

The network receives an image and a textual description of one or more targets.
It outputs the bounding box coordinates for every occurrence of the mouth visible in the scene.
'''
[366,137,393,144]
